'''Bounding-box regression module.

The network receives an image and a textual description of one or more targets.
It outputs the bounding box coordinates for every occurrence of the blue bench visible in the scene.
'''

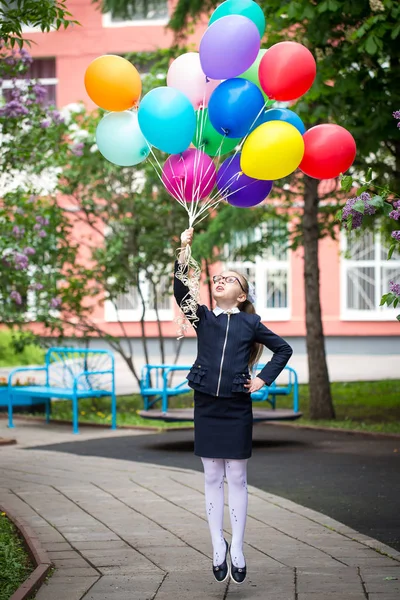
[140,363,299,414]
[7,347,116,434]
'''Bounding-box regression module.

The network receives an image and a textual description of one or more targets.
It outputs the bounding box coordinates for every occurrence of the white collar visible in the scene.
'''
[213,306,240,316]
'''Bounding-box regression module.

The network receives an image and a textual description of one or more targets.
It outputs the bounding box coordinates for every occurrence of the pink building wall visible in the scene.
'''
[25,0,399,339]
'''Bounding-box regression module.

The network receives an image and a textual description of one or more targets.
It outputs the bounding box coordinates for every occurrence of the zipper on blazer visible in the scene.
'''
[216,313,231,397]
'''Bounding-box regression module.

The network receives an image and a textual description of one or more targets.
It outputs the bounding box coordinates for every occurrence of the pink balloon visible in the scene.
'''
[162,148,216,203]
[167,52,220,109]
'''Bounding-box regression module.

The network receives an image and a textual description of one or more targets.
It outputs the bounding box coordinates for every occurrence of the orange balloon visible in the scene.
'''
[84,55,142,111]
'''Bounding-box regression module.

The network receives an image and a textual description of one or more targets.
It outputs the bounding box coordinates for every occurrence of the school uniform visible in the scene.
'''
[174,261,293,459]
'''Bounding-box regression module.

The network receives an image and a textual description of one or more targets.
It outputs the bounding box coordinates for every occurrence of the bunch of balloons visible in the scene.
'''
[84,0,357,220]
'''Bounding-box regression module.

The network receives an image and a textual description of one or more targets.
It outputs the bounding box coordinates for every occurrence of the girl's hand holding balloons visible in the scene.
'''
[181,228,194,248]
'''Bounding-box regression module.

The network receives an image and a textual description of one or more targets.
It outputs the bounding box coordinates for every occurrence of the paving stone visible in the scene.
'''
[51,557,92,568]
[135,545,208,572]
[150,571,227,600]
[73,540,129,551]
[297,594,365,600]
[36,576,99,600]
[51,567,99,577]
[42,542,73,552]
[48,550,82,559]
[80,547,157,571]
[83,573,165,599]
[359,566,400,582]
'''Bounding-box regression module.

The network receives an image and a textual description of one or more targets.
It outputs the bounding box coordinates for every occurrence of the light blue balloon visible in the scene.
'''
[96,111,150,167]
[138,87,196,154]
[255,108,306,134]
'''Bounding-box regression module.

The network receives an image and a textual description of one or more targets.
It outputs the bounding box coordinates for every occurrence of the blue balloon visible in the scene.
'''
[253,108,306,135]
[138,87,196,154]
[208,78,265,138]
[96,111,150,167]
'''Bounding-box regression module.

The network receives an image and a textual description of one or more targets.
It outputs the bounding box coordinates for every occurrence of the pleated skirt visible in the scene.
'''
[193,390,253,459]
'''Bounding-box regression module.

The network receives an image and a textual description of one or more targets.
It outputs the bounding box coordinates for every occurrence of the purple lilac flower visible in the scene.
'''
[0,100,29,118]
[50,110,64,124]
[33,223,41,231]
[10,87,21,100]
[38,230,46,238]
[27,195,36,203]
[50,297,62,309]
[30,282,44,291]
[389,210,400,221]
[391,231,400,242]
[71,142,84,157]
[12,225,25,238]
[36,215,49,226]
[5,56,16,66]
[23,247,36,256]
[342,192,375,230]
[14,253,29,270]
[40,118,51,129]
[393,110,400,119]
[19,48,33,65]
[389,280,400,297]
[10,291,22,305]
[32,83,47,100]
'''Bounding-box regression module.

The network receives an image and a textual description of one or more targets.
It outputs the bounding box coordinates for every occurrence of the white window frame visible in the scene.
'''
[102,1,169,28]
[340,230,400,321]
[224,223,291,322]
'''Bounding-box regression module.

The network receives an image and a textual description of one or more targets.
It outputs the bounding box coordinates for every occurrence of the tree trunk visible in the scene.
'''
[303,176,335,419]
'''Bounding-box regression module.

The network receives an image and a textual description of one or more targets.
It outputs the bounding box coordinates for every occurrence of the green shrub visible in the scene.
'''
[0,329,45,367]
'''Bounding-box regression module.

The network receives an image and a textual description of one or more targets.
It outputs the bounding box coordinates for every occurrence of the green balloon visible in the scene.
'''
[238,49,269,101]
[209,0,266,38]
[193,109,240,157]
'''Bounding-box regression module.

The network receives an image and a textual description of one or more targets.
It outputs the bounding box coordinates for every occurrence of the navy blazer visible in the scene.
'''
[174,261,293,398]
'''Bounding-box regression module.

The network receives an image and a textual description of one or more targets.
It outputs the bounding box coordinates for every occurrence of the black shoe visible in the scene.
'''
[229,545,247,584]
[212,539,229,583]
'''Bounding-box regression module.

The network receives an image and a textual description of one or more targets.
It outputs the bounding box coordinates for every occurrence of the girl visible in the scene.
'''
[174,228,293,585]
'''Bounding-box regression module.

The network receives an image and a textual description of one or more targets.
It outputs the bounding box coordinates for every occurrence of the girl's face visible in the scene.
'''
[212,271,247,305]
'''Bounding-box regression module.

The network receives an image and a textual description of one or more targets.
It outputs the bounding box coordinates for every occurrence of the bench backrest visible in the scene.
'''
[46,348,114,391]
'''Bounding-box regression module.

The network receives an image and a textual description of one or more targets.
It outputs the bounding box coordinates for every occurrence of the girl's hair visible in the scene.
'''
[233,271,263,369]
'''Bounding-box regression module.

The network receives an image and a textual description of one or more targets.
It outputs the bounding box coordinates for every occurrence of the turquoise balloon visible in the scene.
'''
[96,111,150,167]
[251,107,306,135]
[138,87,196,154]
[209,0,265,38]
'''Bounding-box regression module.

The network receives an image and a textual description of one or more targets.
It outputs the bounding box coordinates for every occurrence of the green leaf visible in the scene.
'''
[387,294,395,307]
[335,209,343,222]
[380,294,388,306]
[396,314,400,322]
[388,243,396,260]
[366,168,373,182]
[391,22,400,40]
[383,202,394,216]
[340,175,353,192]
[368,195,384,209]
[394,298,399,308]
[365,35,378,55]
[352,199,365,214]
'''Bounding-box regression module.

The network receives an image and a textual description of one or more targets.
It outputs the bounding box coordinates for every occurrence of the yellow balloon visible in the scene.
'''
[241,120,305,180]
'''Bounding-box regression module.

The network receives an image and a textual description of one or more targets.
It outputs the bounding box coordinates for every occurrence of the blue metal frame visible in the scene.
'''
[7,347,116,435]
[140,363,299,414]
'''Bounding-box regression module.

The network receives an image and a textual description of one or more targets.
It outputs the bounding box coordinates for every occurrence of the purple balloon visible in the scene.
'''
[200,15,261,80]
[217,154,273,207]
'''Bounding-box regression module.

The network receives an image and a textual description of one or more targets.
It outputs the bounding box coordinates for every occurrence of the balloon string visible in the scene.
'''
[174,243,201,338]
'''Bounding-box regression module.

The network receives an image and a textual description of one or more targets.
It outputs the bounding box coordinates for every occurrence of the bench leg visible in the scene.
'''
[7,392,15,429]
[72,394,79,434]
[111,392,117,430]
[45,398,51,423]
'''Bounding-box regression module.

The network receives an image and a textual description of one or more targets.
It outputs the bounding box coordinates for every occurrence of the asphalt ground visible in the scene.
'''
[29,423,400,552]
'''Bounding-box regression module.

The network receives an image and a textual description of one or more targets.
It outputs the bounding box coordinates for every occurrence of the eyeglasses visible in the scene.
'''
[212,275,246,293]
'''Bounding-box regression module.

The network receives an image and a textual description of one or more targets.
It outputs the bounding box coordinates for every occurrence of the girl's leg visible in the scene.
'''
[225,459,248,568]
[201,457,226,566]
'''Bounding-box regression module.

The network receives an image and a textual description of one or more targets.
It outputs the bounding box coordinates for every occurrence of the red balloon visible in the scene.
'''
[299,124,356,180]
[258,41,316,101]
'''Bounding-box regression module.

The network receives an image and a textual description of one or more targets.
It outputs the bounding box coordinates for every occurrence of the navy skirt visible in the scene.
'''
[194,391,253,459]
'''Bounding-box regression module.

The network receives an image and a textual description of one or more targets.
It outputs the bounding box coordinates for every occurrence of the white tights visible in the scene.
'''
[201,457,248,568]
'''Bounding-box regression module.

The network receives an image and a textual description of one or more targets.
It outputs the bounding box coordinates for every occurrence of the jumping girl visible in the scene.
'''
[174,228,293,585]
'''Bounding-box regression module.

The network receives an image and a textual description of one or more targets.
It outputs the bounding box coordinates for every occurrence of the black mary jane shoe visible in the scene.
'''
[212,539,229,583]
[229,545,247,585]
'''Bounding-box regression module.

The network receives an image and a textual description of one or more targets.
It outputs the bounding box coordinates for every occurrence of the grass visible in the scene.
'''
[0,511,34,600]
[28,379,400,434]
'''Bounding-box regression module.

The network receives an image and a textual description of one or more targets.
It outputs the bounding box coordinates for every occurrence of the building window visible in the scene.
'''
[102,0,169,27]
[223,220,290,321]
[340,229,400,320]
[1,58,57,106]
[105,271,173,322]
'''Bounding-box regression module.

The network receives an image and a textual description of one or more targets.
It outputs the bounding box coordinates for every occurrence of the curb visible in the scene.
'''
[0,501,53,600]
[262,420,400,440]
[0,437,17,446]
[0,414,194,433]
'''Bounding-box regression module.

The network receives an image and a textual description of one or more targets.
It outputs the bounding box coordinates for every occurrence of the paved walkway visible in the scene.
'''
[0,421,399,599]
